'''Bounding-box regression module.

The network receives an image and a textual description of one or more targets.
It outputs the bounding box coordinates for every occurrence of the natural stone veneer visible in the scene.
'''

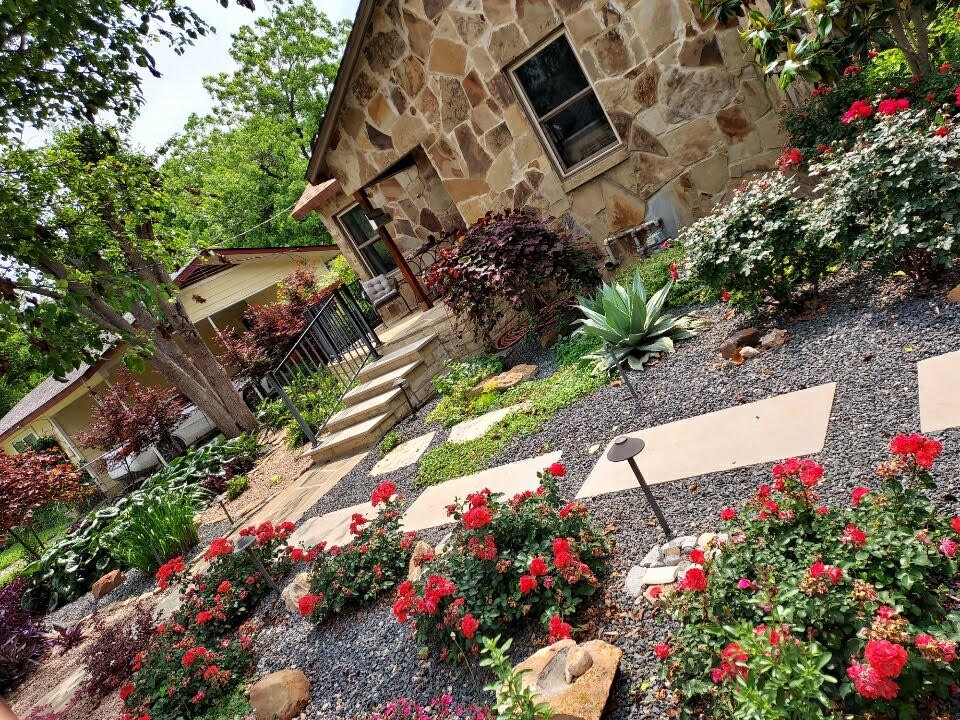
[310,0,786,284]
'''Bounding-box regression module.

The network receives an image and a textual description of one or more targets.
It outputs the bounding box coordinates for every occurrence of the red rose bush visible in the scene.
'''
[655,435,960,718]
[391,464,613,658]
[298,481,413,624]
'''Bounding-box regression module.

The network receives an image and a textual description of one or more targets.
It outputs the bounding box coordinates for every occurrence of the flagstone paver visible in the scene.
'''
[27,666,87,716]
[447,404,529,444]
[286,502,375,550]
[401,451,562,532]
[371,431,436,476]
[918,350,960,433]
[576,383,836,499]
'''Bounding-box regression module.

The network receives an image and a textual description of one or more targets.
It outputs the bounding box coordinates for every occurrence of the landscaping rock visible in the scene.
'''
[92,570,125,600]
[719,327,761,359]
[491,364,538,391]
[760,328,790,350]
[640,564,679,585]
[948,284,960,303]
[740,345,761,360]
[280,573,311,614]
[515,639,622,720]
[407,540,434,583]
[565,645,594,683]
[662,546,682,564]
[623,565,645,597]
[249,669,310,720]
[638,544,662,568]
[663,535,697,550]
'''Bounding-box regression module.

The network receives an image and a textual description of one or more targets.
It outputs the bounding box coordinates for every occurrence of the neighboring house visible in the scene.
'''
[291,0,787,324]
[0,244,339,488]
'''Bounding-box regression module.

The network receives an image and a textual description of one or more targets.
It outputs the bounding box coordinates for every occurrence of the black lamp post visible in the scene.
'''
[606,435,674,539]
[234,535,280,593]
[214,493,234,524]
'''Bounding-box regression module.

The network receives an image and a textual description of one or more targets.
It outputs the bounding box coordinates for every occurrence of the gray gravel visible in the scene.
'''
[255,270,960,719]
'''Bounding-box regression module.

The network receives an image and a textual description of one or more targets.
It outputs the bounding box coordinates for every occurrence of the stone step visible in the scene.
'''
[324,386,409,434]
[306,412,398,464]
[357,334,440,383]
[342,360,424,407]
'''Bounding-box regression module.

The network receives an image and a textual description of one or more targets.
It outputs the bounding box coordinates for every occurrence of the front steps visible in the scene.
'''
[305,334,446,464]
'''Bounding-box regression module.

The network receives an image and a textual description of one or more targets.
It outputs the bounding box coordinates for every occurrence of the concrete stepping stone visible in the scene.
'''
[27,666,87,716]
[918,350,960,432]
[447,404,528,444]
[576,383,836,498]
[371,431,436,476]
[287,502,375,550]
[401,451,561,532]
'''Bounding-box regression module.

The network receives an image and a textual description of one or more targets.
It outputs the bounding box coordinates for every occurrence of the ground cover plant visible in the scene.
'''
[393,464,613,659]
[575,273,702,372]
[424,208,600,339]
[377,431,404,458]
[297,481,412,624]
[415,363,607,488]
[426,356,505,427]
[655,435,960,719]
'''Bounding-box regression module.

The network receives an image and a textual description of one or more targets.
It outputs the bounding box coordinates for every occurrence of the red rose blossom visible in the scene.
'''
[848,661,899,700]
[690,549,706,565]
[720,507,736,521]
[298,593,322,617]
[462,506,493,530]
[519,574,538,594]
[851,487,870,506]
[460,613,479,639]
[547,462,566,477]
[864,639,908,679]
[119,683,135,701]
[653,642,671,659]
[549,615,573,642]
[841,99,873,124]
[680,567,707,592]
[529,556,549,576]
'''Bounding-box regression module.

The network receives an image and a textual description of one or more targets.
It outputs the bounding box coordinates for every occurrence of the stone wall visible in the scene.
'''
[312,0,787,271]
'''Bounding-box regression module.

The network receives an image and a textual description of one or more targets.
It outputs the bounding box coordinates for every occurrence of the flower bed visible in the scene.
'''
[120,520,293,719]
[298,481,412,623]
[392,464,614,658]
[655,435,960,718]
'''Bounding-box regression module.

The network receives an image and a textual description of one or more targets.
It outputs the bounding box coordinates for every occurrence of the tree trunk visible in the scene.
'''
[6,527,40,560]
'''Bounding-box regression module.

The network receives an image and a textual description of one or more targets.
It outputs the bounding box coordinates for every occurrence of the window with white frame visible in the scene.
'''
[509,31,620,175]
[337,205,397,277]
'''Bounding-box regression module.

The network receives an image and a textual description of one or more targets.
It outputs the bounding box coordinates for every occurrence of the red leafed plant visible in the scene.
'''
[216,268,341,377]
[77,369,183,461]
[0,448,91,551]
[424,208,600,338]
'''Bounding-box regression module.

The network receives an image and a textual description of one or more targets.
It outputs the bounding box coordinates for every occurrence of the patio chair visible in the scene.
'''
[361,273,412,313]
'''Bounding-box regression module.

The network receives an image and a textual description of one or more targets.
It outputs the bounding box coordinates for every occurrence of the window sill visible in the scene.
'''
[559,144,629,193]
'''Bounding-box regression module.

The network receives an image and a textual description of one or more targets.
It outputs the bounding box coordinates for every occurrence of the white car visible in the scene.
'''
[105,402,218,481]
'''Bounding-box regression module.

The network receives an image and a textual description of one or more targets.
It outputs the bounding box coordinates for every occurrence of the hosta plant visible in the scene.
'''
[574,273,701,371]
[298,481,413,624]
[656,435,960,719]
[391,464,613,658]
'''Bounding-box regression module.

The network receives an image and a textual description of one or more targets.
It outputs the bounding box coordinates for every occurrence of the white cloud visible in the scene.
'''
[128,0,359,152]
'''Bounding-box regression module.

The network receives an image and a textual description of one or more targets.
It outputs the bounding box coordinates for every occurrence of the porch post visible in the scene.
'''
[352,188,433,310]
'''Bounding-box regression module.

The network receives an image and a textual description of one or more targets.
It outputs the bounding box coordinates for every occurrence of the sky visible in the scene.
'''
[129,0,359,152]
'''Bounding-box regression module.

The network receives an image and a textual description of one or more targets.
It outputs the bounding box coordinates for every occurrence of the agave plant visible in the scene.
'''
[575,272,702,371]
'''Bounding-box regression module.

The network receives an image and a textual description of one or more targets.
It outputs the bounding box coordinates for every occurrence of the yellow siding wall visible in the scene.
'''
[180,252,334,321]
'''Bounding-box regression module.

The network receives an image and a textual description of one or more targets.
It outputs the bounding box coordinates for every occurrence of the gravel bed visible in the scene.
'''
[257,271,960,719]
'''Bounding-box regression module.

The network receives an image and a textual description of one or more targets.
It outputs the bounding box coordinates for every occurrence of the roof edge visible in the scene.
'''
[306,0,377,185]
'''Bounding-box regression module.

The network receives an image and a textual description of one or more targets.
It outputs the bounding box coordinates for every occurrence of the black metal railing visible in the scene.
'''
[342,278,382,328]
[266,286,382,445]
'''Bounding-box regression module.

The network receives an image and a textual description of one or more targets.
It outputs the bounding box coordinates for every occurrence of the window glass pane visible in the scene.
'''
[542,93,618,169]
[340,206,377,245]
[362,239,397,276]
[514,36,589,118]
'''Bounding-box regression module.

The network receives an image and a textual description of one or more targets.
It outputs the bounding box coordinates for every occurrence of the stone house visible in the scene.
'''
[292,0,787,323]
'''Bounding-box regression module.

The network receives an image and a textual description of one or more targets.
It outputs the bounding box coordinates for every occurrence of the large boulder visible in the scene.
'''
[92,569,125,600]
[249,669,310,720]
[281,573,311,615]
[514,640,623,720]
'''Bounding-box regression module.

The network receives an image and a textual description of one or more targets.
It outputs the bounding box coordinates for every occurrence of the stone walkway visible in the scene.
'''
[370,431,436,476]
[576,383,837,499]
[918,349,960,433]
[447,404,529,444]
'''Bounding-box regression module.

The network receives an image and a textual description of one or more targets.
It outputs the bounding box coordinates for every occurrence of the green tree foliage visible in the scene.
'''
[0,126,257,437]
[0,0,252,138]
[0,331,46,418]
[162,1,350,248]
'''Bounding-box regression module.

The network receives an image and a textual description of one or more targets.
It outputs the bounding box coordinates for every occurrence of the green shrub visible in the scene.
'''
[432,356,504,397]
[614,242,711,308]
[657,434,960,719]
[258,370,346,449]
[575,274,702,371]
[226,475,249,500]
[806,110,960,279]
[378,431,403,458]
[684,175,838,310]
